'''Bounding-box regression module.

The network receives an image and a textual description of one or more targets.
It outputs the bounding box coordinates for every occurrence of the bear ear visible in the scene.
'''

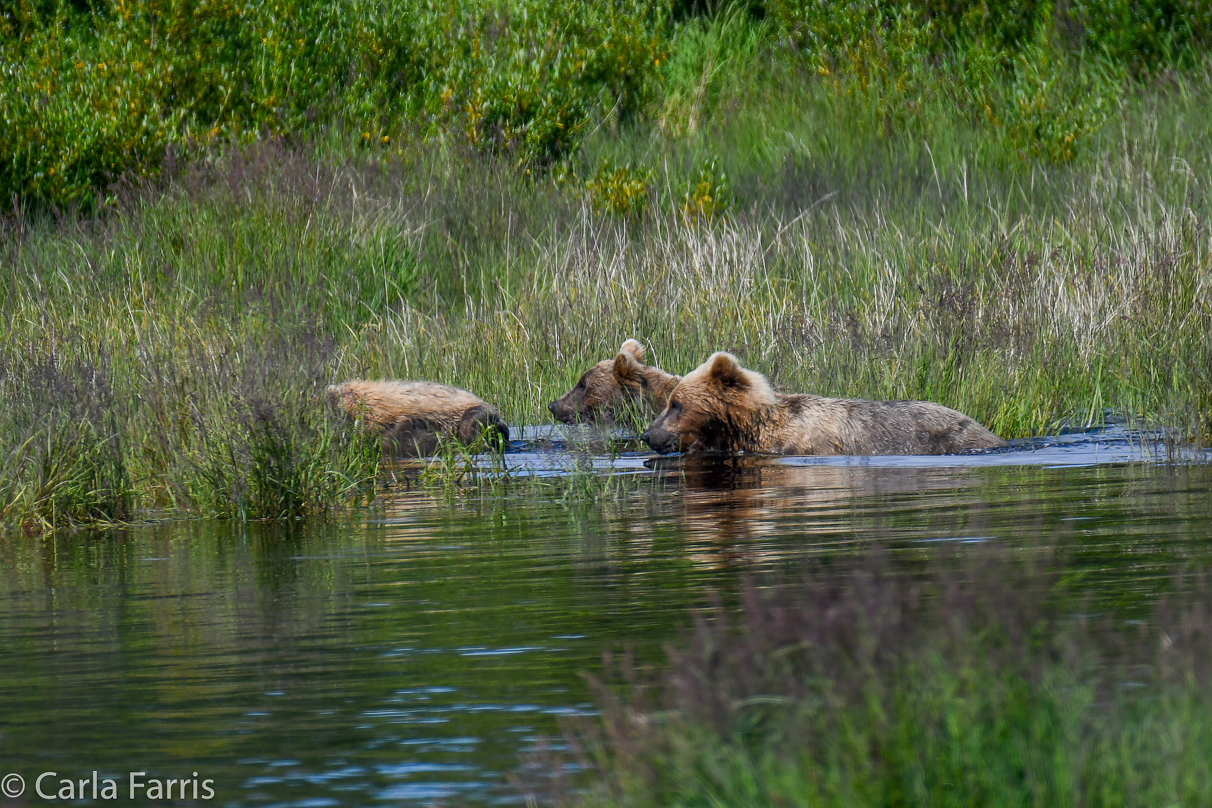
[613,349,640,381]
[706,352,747,389]
[619,339,646,362]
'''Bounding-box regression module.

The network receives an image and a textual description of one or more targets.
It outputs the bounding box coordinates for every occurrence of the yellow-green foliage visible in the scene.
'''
[3,0,1211,206]
[765,0,1211,63]
[0,0,669,205]
[763,0,1205,161]
[587,161,654,216]
[680,157,729,220]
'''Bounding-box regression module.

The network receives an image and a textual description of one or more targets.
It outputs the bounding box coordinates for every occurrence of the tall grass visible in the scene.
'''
[1,4,1210,530]
[0,345,132,529]
[17,86,1204,438]
[532,549,1212,807]
[0,313,380,530]
[3,92,1209,529]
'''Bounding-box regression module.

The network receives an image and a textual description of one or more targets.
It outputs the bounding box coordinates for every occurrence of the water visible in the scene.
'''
[1,428,1210,806]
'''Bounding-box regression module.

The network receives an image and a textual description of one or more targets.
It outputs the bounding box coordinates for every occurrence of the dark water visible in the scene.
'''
[1,428,1211,807]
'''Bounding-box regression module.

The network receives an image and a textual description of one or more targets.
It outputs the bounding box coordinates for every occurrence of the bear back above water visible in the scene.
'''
[641,352,1007,456]
[329,380,508,457]
[548,339,680,424]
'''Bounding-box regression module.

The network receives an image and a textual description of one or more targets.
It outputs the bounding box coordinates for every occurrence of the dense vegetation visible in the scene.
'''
[544,548,1212,808]
[4,0,1209,205]
[1,1,1211,528]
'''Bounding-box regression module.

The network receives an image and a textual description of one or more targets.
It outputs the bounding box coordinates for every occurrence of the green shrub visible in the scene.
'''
[586,160,653,216]
[0,0,670,206]
[998,32,1121,162]
[759,0,1206,162]
[1068,0,1212,70]
[3,0,1210,206]
[679,156,730,219]
[763,0,1210,64]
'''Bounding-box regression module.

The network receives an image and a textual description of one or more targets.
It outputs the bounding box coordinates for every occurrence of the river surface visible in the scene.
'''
[1,427,1210,807]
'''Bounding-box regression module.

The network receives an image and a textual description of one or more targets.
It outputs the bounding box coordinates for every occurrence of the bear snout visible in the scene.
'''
[641,423,677,454]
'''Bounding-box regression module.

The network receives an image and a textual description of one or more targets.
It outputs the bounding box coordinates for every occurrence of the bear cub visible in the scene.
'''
[548,339,680,424]
[329,380,508,457]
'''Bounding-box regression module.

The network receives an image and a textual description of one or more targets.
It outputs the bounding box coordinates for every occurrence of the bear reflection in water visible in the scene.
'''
[642,457,988,568]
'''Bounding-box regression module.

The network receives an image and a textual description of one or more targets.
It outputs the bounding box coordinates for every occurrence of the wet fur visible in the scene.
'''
[329,380,508,457]
[642,353,1007,456]
[548,339,680,424]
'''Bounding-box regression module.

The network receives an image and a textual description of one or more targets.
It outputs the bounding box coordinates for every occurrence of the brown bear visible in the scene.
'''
[548,339,681,424]
[328,380,509,457]
[641,352,1007,456]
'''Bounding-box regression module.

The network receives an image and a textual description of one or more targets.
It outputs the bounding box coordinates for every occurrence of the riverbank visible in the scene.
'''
[2,5,1210,529]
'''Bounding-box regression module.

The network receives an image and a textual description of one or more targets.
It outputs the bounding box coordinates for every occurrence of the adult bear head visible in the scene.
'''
[641,352,777,454]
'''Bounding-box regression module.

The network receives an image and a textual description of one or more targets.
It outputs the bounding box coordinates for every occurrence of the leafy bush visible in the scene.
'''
[586,160,653,216]
[679,156,730,219]
[3,0,1210,205]
[760,0,1206,162]
[764,0,1210,63]
[0,0,670,205]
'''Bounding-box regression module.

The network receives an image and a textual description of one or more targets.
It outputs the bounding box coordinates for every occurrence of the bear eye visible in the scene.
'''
[669,400,681,412]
